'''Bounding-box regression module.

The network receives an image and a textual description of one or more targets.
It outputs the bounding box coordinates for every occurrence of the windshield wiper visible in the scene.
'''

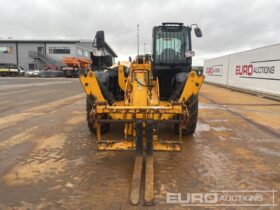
[173,42,186,61]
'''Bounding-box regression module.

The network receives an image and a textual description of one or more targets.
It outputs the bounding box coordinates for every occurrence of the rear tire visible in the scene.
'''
[86,95,110,133]
[175,95,198,136]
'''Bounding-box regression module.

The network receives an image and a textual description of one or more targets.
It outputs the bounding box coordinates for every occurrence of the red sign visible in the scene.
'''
[235,64,275,78]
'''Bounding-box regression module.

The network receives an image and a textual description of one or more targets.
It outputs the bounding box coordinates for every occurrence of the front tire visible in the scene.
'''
[175,95,199,136]
[86,95,110,133]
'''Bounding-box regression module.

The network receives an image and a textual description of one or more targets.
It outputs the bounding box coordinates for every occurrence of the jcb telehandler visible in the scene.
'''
[80,23,204,205]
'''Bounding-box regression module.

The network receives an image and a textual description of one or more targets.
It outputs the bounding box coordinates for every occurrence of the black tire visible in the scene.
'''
[175,95,199,136]
[86,95,110,133]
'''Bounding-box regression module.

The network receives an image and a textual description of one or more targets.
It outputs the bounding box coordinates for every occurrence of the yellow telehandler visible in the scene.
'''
[80,23,204,205]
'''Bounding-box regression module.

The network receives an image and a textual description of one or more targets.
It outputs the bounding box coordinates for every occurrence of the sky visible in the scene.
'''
[0,0,280,65]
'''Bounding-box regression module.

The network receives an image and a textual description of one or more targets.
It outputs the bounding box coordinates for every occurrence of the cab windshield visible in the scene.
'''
[154,29,189,63]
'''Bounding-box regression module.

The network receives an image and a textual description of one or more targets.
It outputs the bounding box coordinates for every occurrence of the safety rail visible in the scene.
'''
[28,51,60,64]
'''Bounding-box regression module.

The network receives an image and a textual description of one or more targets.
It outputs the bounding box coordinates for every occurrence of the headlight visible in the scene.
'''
[185,51,195,57]
[93,50,104,56]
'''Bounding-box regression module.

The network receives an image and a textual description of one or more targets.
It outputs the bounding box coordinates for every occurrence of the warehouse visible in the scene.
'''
[0,39,117,71]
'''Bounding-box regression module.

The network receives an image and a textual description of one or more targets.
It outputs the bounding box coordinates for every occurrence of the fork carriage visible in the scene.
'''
[80,56,204,153]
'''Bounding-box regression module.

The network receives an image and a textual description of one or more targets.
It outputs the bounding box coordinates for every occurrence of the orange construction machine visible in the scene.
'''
[62,57,92,77]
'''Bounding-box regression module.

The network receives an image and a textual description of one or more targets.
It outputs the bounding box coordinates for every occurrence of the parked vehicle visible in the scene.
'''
[0,63,21,76]
[18,66,25,76]
[26,69,41,77]
[80,25,204,205]
[40,64,63,77]
[62,57,91,77]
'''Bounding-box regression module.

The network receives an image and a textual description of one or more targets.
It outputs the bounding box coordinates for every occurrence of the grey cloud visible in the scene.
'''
[0,0,279,65]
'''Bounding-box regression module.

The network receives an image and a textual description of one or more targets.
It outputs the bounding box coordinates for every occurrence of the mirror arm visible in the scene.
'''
[190,24,198,30]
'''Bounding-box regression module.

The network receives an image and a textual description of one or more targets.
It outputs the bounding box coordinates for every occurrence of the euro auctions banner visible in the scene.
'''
[204,44,280,96]
[206,65,223,76]
[235,60,280,80]
[228,44,280,96]
[203,55,230,85]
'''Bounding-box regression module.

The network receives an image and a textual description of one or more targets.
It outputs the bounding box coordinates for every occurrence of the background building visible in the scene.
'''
[204,43,280,97]
[0,39,117,70]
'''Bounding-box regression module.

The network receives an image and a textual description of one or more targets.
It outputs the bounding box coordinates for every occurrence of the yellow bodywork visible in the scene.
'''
[80,57,204,151]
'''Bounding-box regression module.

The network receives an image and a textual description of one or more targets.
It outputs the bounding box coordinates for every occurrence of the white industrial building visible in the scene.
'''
[204,43,280,97]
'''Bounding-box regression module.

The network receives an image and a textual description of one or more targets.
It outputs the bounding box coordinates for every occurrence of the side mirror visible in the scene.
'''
[96,31,105,49]
[129,56,132,62]
[194,27,202,37]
